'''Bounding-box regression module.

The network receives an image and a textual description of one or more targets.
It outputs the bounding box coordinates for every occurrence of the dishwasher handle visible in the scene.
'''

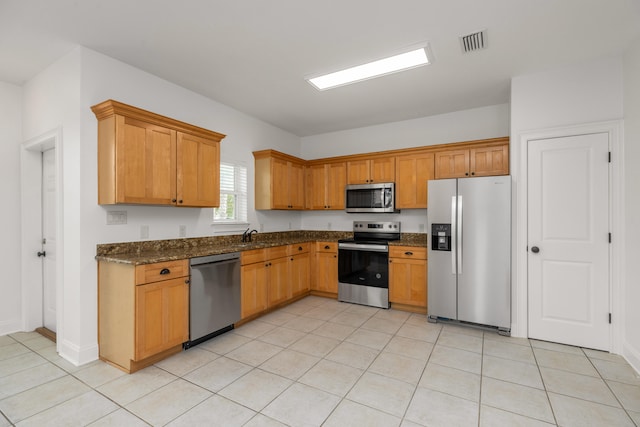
[190,252,240,267]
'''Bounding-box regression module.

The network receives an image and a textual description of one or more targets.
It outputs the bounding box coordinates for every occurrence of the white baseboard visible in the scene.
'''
[0,318,23,337]
[622,341,640,376]
[58,339,99,367]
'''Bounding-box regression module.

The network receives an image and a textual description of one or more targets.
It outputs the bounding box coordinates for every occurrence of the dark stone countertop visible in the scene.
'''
[96,230,427,265]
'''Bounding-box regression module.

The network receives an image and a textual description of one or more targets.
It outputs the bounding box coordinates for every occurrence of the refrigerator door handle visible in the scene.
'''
[451,196,457,275]
[457,195,463,274]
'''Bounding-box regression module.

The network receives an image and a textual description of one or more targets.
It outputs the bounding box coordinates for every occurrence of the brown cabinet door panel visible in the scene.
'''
[396,153,434,208]
[470,145,509,176]
[434,149,470,179]
[135,277,188,360]
[176,133,220,207]
[117,116,176,204]
[370,157,395,183]
[389,258,427,308]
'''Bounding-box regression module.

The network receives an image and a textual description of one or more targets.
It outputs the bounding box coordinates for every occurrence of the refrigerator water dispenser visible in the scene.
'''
[431,223,451,251]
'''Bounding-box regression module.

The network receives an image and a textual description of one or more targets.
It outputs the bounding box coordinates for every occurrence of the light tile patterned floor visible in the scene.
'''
[1,295,639,426]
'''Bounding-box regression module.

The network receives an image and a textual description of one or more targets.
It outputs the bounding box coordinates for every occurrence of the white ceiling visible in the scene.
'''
[1,0,639,136]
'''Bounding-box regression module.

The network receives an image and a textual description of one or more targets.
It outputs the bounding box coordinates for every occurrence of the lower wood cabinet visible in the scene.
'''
[389,246,428,312]
[290,243,311,297]
[98,259,189,373]
[240,243,311,320]
[311,242,338,295]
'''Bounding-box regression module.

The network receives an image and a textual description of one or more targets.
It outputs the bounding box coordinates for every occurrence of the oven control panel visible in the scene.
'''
[353,221,400,233]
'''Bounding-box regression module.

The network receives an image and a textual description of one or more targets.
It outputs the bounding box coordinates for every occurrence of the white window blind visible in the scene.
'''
[214,162,247,223]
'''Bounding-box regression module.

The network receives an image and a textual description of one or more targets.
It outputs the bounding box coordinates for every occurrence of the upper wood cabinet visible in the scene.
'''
[395,151,435,209]
[306,162,346,210]
[92,100,225,207]
[435,141,509,179]
[254,150,306,210]
[347,157,395,184]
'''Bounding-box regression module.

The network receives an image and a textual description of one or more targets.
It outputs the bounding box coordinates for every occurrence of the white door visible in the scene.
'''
[42,148,57,332]
[528,132,610,350]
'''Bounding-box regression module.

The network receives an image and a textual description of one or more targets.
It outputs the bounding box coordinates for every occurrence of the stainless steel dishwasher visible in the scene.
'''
[184,252,241,349]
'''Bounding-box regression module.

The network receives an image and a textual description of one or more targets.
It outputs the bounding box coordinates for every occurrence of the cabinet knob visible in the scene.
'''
[185,279,190,284]
[324,245,330,250]
[405,251,413,256]
[160,268,171,275]
[298,246,303,251]
[465,172,469,176]
[471,172,475,176]
[172,199,177,203]
[178,200,183,204]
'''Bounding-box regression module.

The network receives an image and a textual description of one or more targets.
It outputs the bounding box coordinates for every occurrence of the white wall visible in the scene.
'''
[510,57,626,348]
[300,104,510,232]
[0,82,22,335]
[623,42,640,372]
[21,47,302,365]
[302,104,510,159]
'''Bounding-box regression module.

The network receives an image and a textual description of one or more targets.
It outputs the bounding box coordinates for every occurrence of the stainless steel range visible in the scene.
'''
[338,221,401,309]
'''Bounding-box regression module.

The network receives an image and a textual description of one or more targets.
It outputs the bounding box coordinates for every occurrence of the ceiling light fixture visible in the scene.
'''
[307,46,430,91]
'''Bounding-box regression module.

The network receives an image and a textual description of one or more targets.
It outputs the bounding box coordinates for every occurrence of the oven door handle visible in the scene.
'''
[338,243,388,252]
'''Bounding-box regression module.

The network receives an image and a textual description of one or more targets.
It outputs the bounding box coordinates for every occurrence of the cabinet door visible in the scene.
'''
[314,251,338,293]
[326,162,346,209]
[389,258,427,308]
[116,116,176,204]
[370,157,395,183]
[347,159,371,184]
[396,152,435,208]
[434,149,470,179]
[135,277,188,360]
[241,262,269,318]
[268,256,290,307]
[289,162,306,209]
[290,252,310,297]
[470,145,509,177]
[306,164,327,210]
[271,158,290,209]
[176,132,220,207]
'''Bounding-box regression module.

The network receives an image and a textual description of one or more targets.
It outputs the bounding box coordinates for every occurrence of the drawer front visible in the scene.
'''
[135,259,189,285]
[241,248,267,265]
[315,241,337,253]
[288,242,310,255]
[267,245,288,259]
[389,246,427,260]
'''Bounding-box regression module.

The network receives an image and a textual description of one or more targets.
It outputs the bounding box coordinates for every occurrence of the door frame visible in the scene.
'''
[21,128,64,349]
[514,120,624,353]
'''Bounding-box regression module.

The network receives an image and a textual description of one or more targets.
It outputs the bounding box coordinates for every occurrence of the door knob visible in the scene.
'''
[531,246,540,254]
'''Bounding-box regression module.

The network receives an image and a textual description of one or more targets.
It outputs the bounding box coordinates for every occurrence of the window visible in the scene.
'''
[214,162,247,223]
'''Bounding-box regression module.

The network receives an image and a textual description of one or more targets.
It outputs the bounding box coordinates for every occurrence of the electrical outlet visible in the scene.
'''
[288,222,292,230]
[260,223,264,232]
[140,225,149,239]
[328,222,332,230]
[419,224,425,232]
[179,225,187,237]
[106,210,127,225]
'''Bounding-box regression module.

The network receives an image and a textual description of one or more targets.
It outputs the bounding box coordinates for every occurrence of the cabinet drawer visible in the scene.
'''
[135,259,188,285]
[241,248,267,265]
[267,245,288,259]
[315,241,337,253]
[389,246,427,260]
[288,242,310,255]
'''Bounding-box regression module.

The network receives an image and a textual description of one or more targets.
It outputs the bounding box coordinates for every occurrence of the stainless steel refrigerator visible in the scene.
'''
[427,176,511,334]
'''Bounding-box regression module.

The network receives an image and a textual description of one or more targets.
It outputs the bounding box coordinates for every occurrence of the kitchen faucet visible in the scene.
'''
[242,228,259,242]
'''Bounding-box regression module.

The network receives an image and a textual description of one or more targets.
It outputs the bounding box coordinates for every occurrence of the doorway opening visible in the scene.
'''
[21,129,63,347]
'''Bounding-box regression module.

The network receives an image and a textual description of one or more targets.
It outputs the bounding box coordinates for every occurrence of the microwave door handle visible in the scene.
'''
[451,196,457,275]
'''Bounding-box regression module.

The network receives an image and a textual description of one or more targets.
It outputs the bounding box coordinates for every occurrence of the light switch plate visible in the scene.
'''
[179,225,187,237]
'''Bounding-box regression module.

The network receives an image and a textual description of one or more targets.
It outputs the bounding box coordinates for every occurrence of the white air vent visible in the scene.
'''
[460,30,487,53]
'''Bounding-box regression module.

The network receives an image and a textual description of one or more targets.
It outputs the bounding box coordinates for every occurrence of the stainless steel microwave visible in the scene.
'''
[345,182,398,213]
